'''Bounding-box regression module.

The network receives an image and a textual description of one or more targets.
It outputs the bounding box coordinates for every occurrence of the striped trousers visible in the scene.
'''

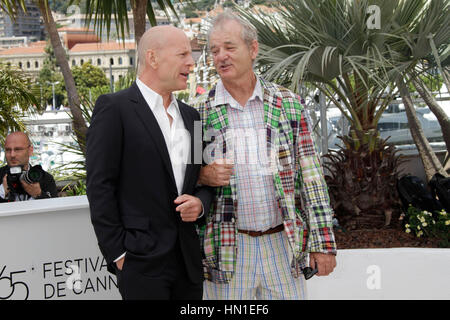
[203,230,307,300]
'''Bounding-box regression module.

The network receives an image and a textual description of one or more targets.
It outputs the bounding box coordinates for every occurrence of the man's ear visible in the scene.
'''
[250,40,259,60]
[147,49,158,69]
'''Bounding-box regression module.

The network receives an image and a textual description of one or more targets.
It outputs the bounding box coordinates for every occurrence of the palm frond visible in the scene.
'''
[237,0,448,133]
[0,63,42,142]
[79,0,180,42]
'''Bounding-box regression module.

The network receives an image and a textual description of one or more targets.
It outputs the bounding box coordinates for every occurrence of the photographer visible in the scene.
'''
[0,132,57,202]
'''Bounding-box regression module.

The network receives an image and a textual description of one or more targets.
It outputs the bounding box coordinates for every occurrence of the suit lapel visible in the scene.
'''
[129,82,178,194]
[178,101,195,195]
[262,78,282,131]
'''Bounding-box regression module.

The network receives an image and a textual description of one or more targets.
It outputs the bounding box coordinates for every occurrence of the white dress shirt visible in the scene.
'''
[136,78,190,195]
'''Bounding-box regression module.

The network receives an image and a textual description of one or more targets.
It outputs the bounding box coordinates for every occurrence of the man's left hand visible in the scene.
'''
[174,194,202,222]
[21,181,42,198]
[309,252,337,276]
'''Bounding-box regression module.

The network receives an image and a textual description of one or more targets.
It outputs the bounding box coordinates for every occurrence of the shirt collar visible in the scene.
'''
[213,75,263,109]
[136,78,178,112]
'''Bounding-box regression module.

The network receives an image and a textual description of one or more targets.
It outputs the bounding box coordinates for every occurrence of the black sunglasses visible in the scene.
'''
[302,263,318,280]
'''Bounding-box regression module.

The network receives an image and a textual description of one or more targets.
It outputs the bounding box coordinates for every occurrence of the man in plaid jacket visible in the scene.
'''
[193,10,337,300]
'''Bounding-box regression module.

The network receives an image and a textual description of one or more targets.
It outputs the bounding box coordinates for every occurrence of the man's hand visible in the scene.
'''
[198,159,233,187]
[2,175,9,198]
[174,194,203,222]
[21,180,42,198]
[309,252,337,276]
[116,257,125,271]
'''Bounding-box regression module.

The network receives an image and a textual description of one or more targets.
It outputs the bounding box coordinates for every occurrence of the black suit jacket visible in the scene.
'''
[86,82,212,284]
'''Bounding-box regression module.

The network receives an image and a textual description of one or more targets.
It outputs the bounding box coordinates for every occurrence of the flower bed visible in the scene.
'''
[335,207,449,249]
[335,228,442,249]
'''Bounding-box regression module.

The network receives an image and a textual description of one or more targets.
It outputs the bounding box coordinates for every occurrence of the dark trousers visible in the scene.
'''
[116,244,203,300]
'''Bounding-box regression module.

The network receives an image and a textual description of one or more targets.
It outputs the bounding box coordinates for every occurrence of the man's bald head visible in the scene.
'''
[135,25,194,101]
[137,25,188,76]
[4,131,33,169]
[5,132,31,146]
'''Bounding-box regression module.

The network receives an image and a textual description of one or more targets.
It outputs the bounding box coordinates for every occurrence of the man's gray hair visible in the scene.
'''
[208,9,258,48]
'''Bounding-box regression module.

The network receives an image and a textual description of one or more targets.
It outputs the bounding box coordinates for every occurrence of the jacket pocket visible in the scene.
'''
[217,222,237,273]
[122,215,156,254]
[203,221,217,268]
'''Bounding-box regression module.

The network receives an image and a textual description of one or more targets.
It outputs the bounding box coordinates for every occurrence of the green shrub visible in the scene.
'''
[405,205,450,247]
[63,180,87,196]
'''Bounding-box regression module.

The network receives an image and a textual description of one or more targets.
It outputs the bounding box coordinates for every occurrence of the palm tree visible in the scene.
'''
[1,0,88,154]
[0,63,41,142]
[385,0,449,181]
[411,71,450,159]
[238,0,448,229]
[81,0,180,46]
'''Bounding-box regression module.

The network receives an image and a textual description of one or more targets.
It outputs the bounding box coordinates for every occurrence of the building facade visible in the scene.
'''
[0,29,136,82]
[0,0,42,40]
[56,13,170,41]
[0,36,28,49]
[69,42,136,83]
[0,42,46,77]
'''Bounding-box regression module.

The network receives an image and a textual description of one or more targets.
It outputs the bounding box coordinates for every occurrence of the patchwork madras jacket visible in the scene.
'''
[192,78,337,284]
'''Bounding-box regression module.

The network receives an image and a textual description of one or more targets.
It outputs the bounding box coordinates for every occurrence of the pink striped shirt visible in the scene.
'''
[213,79,283,231]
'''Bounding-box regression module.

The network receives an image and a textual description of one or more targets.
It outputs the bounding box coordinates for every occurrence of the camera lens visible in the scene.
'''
[28,169,42,182]
[23,165,44,184]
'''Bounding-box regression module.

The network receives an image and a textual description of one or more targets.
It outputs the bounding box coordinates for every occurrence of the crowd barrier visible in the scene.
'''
[1,196,448,300]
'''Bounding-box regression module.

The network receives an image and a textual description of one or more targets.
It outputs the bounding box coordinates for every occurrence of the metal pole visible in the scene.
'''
[47,81,59,110]
[39,83,43,109]
[52,83,56,110]
[319,91,328,155]
[109,61,114,93]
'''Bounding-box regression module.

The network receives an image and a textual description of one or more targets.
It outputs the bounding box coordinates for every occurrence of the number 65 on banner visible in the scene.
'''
[0,265,30,300]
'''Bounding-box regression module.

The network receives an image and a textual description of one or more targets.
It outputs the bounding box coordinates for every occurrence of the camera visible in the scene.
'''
[7,165,44,195]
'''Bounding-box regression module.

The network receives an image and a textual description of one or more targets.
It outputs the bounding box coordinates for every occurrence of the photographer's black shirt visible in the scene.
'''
[0,165,58,202]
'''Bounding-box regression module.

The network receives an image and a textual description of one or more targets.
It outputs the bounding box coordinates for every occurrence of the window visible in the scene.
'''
[97,58,101,66]
[399,123,409,129]
[130,57,133,65]
[18,62,22,68]
[35,61,39,68]
[27,61,30,68]
[110,58,114,65]
[72,60,76,66]
[118,57,123,65]
[377,122,399,132]
[80,59,84,65]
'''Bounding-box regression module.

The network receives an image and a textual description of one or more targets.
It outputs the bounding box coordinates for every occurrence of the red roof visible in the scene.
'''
[190,38,202,51]
[57,27,95,33]
[185,17,202,24]
[0,46,45,56]
[70,42,135,53]
[29,41,47,47]
[64,33,100,50]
